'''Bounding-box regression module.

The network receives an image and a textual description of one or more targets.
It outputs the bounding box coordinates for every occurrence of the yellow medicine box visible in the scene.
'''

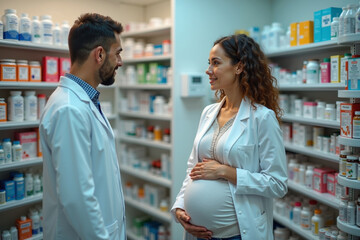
[298,21,314,45]
[290,22,298,47]
[331,55,343,83]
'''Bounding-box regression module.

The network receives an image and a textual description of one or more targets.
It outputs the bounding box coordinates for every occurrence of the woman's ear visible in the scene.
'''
[236,63,243,74]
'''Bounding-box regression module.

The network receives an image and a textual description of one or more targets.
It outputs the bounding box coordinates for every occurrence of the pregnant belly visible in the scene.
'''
[184,179,237,232]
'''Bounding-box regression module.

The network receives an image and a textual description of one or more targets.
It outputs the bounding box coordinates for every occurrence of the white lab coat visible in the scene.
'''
[172,97,288,240]
[40,76,126,240]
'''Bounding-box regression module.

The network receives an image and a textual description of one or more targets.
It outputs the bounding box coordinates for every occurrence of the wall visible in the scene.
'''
[145,0,171,21]
[0,0,144,27]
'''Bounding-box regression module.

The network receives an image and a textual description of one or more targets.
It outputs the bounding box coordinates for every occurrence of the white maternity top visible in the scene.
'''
[184,116,240,238]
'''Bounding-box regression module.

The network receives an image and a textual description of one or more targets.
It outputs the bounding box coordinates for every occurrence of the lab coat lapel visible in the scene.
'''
[224,97,250,160]
[89,102,114,138]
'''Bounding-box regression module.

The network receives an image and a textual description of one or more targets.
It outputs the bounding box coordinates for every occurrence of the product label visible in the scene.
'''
[322,14,331,27]
[346,162,358,179]
[344,18,356,35]
[313,176,320,191]
[47,59,58,74]
[0,104,6,121]
[18,66,29,80]
[31,67,41,81]
[311,221,319,235]
[1,66,16,80]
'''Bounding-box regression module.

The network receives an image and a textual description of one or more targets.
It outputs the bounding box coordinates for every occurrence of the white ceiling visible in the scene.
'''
[105,0,166,6]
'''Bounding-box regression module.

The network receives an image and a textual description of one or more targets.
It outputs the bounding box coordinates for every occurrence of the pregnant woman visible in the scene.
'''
[171,34,288,240]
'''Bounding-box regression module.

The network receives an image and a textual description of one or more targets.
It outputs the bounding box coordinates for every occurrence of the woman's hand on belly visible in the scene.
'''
[190,159,237,184]
[175,208,213,240]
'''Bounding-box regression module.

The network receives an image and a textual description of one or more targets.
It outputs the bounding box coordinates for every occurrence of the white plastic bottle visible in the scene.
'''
[19,13,31,41]
[306,59,320,84]
[331,17,340,40]
[0,19,3,40]
[311,209,324,236]
[2,230,11,240]
[34,174,41,194]
[154,96,165,114]
[25,173,34,197]
[305,165,314,189]
[356,4,360,33]
[52,23,61,46]
[37,94,46,119]
[3,138,12,163]
[8,91,24,122]
[299,164,306,185]
[344,4,357,35]
[261,25,271,52]
[61,20,70,46]
[24,91,38,121]
[10,226,18,240]
[12,140,22,162]
[300,206,312,230]
[31,16,41,43]
[339,197,348,222]
[347,201,356,225]
[339,7,349,37]
[293,202,302,225]
[29,210,40,235]
[158,225,167,240]
[40,15,53,44]
[3,9,19,40]
[0,145,4,164]
[269,22,283,51]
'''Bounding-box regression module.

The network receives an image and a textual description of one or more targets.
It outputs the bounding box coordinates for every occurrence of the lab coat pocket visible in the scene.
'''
[237,144,255,170]
[106,220,119,240]
[254,211,268,240]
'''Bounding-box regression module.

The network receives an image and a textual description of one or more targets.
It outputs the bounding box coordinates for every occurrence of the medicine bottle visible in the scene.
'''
[340,150,352,177]
[144,43,154,56]
[0,98,7,122]
[163,128,171,143]
[347,201,356,225]
[31,16,41,43]
[331,17,339,40]
[0,145,4,164]
[125,66,136,85]
[33,174,41,194]
[16,60,29,82]
[305,165,314,189]
[306,60,320,84]
[40,15,53,44]
[300,206,311,230]
[316,101,326,119]
[29,61,41,82]
[19,13,31,41]
[346,155,358,179]
[3,138,12,163]
[25,173,33,197]
[12,140,22,162]
[353,111,360,139]
[339,196,348,222]
[159,199,169,212]
[13,173,24,200]
[61,20,70,46]
[324,103,336,120]
[302,61,308,83]
[162,39,171,55]
[311,209,324,236]
[356,197,360,227]
[2,230,11,240]
[0,19,3,40]
[0,59,17,81]
[9,227,17,240]
[3,9,19,40]
[30,210,40,235]
[8,91,24,121]
[293,202,302,225]
[0,189,5,204]
[357,4,360,33]
[52,23,61,46]
[339,7,348,37]
[344,4,357,35]
[299,164,306,185]
[153,96,165,114]
[158,225,167,240]
[37,94,46,119]
[320,58,331,83]
[24,91,37,121]
[154,125,162,141]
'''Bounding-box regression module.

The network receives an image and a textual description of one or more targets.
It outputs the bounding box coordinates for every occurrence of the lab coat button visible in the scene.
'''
[242,230,246,234]
[239,211,242,214]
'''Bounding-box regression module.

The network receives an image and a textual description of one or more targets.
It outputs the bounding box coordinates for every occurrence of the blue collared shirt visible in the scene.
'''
[65,73,102,114]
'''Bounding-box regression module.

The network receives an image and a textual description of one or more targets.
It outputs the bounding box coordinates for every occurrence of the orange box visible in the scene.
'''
[42,56,59,82]
[59,57,71,77]
[290,22,298,46]
[29,61,42,82]
[16,216,32,240]
[0,61,17,81]
[17,61,29,82]
[340,103,360,138]
[298,20,314,45]
[0,100,6,122]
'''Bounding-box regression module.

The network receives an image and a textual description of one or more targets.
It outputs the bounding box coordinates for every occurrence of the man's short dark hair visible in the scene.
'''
[68,13,123,64]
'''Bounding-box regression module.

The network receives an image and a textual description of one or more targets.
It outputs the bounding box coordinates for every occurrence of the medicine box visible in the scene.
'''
[314,10,322,43]
[136,63,148,84]
[36,128,42,157]
[144,184,167,208]
[327,173,336,195]
[330,55,343,83]
[290,22,298,46]
[299,21,313,45]
[303,102,317,119]
[42,56,59,82]
[153,44,163,56]
[1,180,15,202]
[340,103,360,138]
[16,217,32,240]
[321,7,342,41]
[341,56,349,85]
[348,57,360,90]
[15,131,37,159]
[148,63,158,84]
[0,62,17,81]
[281,123,292,143]
[313,168,335,193]
[59,57,71,77]
[298,124,313,146]
[157,66,167,84]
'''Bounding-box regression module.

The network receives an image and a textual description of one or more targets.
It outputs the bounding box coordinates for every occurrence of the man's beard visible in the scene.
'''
[99,57,117,86]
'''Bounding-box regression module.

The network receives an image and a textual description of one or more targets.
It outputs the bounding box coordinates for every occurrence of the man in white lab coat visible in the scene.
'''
[40,13,126,239]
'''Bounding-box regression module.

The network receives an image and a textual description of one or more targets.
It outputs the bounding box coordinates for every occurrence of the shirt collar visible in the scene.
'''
[65,73,100,104]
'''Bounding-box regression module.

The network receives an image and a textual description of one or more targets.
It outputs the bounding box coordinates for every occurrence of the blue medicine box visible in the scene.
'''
[1,180,15,202]
[321,7,342,41]
[314,10,322,43]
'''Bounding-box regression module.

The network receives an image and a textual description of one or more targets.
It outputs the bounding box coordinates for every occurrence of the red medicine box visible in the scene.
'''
[42,56,59,82]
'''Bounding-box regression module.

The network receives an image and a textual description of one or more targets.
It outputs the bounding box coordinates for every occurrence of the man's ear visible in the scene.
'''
[95,46,105,64]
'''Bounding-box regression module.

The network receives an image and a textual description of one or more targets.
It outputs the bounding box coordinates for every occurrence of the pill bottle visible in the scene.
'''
[0,98,7,122]
[29,210,40,235]
[52,23,61,46]
[3,9,18,40]
[40,15,53,44]
[0,59,17,81]
[339,196,348,222]
[14,173,24,200]
[154,125,162,141]
[8,91,24,121]
[9,227,17,240]
[300,206,311,230]
[12,140,22,162]
[24,91,37,121]
[29,61,41,82]
[162,39,171,55]
[306,60,319,84]
[324,104,336,120]
[0,189,5,204]
[0,19,3,40]
[3,138,12,163]
[144,43,154,56]
[346,155,359,179]
[347,200,356,225]
[0,145,4,164]
[344,4,357,35]
[339,7,348,37]
[19,13,31,41]
[320,58,331,83]
[153,96,165,114]
[163,128,171,143]
[293,202,302,225]
[16,60,29,82]
[305,165,314,189]
[125,66,136,85]
[311,209,324,236]
[33,174,41,194]
[340,150,352,177]
[2,230,11,240]
[37,94,46,119]
[356,196,360,227]
[331,17,339,40]
[316,101,326,119]
[25,173,33,197]
[61,20,70,46]
[353,111,360,139]
[159,199,169,212]
[31,16,41,43]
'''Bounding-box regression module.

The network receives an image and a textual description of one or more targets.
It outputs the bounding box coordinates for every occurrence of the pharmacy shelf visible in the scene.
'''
[119,135,172,150]
[0,120,40,130]
[288,180,340,209]
[266,39,340,57]
[106,114,117,120]
[119,111,172,121]
[284,142,338,163]
[0,157,43,172]
[338,34,360,45]
[0,39,68,53]
[122,25,171,38]
[0,81,58,89]
[337,175,360,189]
[25,233,43,240]
[124,196,171,223]
[282,114,340,129]
[0,194,42,213]
[120,164,172,188]
[337,217,360,236]
[273,212,317,240]
[338,90,360,98]
[279,83,345,91]
[118,84,172,90]
[124,55,172,63]
[127,230,145,240]
[338,136,360,147]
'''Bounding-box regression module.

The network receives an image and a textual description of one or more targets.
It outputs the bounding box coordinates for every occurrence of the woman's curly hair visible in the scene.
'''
[213,34,282,123]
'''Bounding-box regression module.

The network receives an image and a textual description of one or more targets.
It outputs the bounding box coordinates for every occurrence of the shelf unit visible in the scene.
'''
[0,194,43,213]
[119,111,172,121]
[0,158,43,172]
[282,114,340,129]
[118,84,172,90]
[278,83,345,91]
[25,233,43,240]
[284,142,338,163]
[337,217,360,237]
